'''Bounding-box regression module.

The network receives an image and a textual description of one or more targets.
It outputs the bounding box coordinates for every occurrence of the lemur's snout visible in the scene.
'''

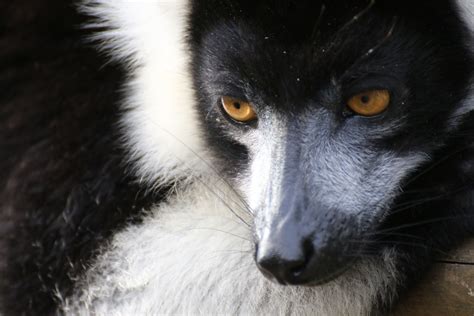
[252,143,359,285]
[254,190,354,286]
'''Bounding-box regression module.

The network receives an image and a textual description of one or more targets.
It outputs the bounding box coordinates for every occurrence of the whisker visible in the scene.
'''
[376,214,474,235]
[349,239,456,258]
[193,176,252,228]
[205,248,254,263]
[128,115,256,226]
[324,0,377,56]
[338,16,398,80]
[368,232,425,241]
[211,249,253,255]
[338,0,376,33]
[142,115,256,217]
[403,146,470,186]
[224,262,256,278]
[388,196,445,216]
[190,214,254,230]
[388,184,471,217]
[400,187,443,195]
[310,3,326,44]
[361,16,398,60]
[344,254,379,259]
[394,195,445,209]
[349,239,429,249]
[189,227,252,242]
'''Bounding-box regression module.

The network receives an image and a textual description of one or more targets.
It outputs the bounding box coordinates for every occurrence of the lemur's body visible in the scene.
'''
[1,1,473,315]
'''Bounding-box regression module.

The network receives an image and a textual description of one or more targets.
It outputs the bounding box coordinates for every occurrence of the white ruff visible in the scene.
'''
[62,182,399,315]
[456,0,474,38]
[450,0,474,125]
[81,0,207,187]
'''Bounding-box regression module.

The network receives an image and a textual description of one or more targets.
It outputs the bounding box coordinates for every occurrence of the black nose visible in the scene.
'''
[256,239,314,285]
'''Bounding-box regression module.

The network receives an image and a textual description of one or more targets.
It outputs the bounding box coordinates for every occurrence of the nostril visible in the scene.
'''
[256,238,315,284]
[257,255,306,284]
[288,259,307,278]
[291,239,314,277]
[302,238,315,264]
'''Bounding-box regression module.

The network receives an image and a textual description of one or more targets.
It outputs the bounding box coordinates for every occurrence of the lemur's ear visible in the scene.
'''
[81,0,207,187]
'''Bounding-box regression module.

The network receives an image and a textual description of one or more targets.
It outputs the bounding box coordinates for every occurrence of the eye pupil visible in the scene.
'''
[233,102,241,109]
[347,89,390,117]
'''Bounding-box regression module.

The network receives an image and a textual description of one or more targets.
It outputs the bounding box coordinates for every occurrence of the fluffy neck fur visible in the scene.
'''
[62,180,399,315]
[82,0,206,187]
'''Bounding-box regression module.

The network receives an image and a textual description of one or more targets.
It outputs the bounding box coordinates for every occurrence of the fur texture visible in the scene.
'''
[0,2,158,314]
[1,0,473,315]
[62,182,399,316]
[452,0,474,123]
[82,0,208,187]
[457,0,474,36]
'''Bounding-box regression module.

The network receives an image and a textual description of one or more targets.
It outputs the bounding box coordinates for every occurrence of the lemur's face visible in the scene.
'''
[189,0,472,285]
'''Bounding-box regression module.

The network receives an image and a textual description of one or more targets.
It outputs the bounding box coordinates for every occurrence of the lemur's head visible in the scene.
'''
[113,0,473,286]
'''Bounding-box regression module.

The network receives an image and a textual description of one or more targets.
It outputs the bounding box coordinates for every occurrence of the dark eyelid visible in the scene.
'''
[206,71,248,94]
[342,75,401,99]
[210,86,248,101]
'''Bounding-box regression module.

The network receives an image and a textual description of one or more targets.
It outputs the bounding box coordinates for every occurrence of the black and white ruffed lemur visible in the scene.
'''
[1,0,474,315]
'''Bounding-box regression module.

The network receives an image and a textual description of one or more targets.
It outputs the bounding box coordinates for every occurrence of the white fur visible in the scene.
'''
[82,0,207,187]
[62,181,399,315]
[449,80,474,129]
[449,0,474,126]
[456,0,474,38]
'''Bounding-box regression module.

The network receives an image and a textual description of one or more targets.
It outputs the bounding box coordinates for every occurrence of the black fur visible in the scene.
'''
[0,2,157,315]
[1,0,473,315]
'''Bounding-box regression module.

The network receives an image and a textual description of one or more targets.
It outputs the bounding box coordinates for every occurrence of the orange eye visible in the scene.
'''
[347,89,390,116]
[221,96,257,123]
